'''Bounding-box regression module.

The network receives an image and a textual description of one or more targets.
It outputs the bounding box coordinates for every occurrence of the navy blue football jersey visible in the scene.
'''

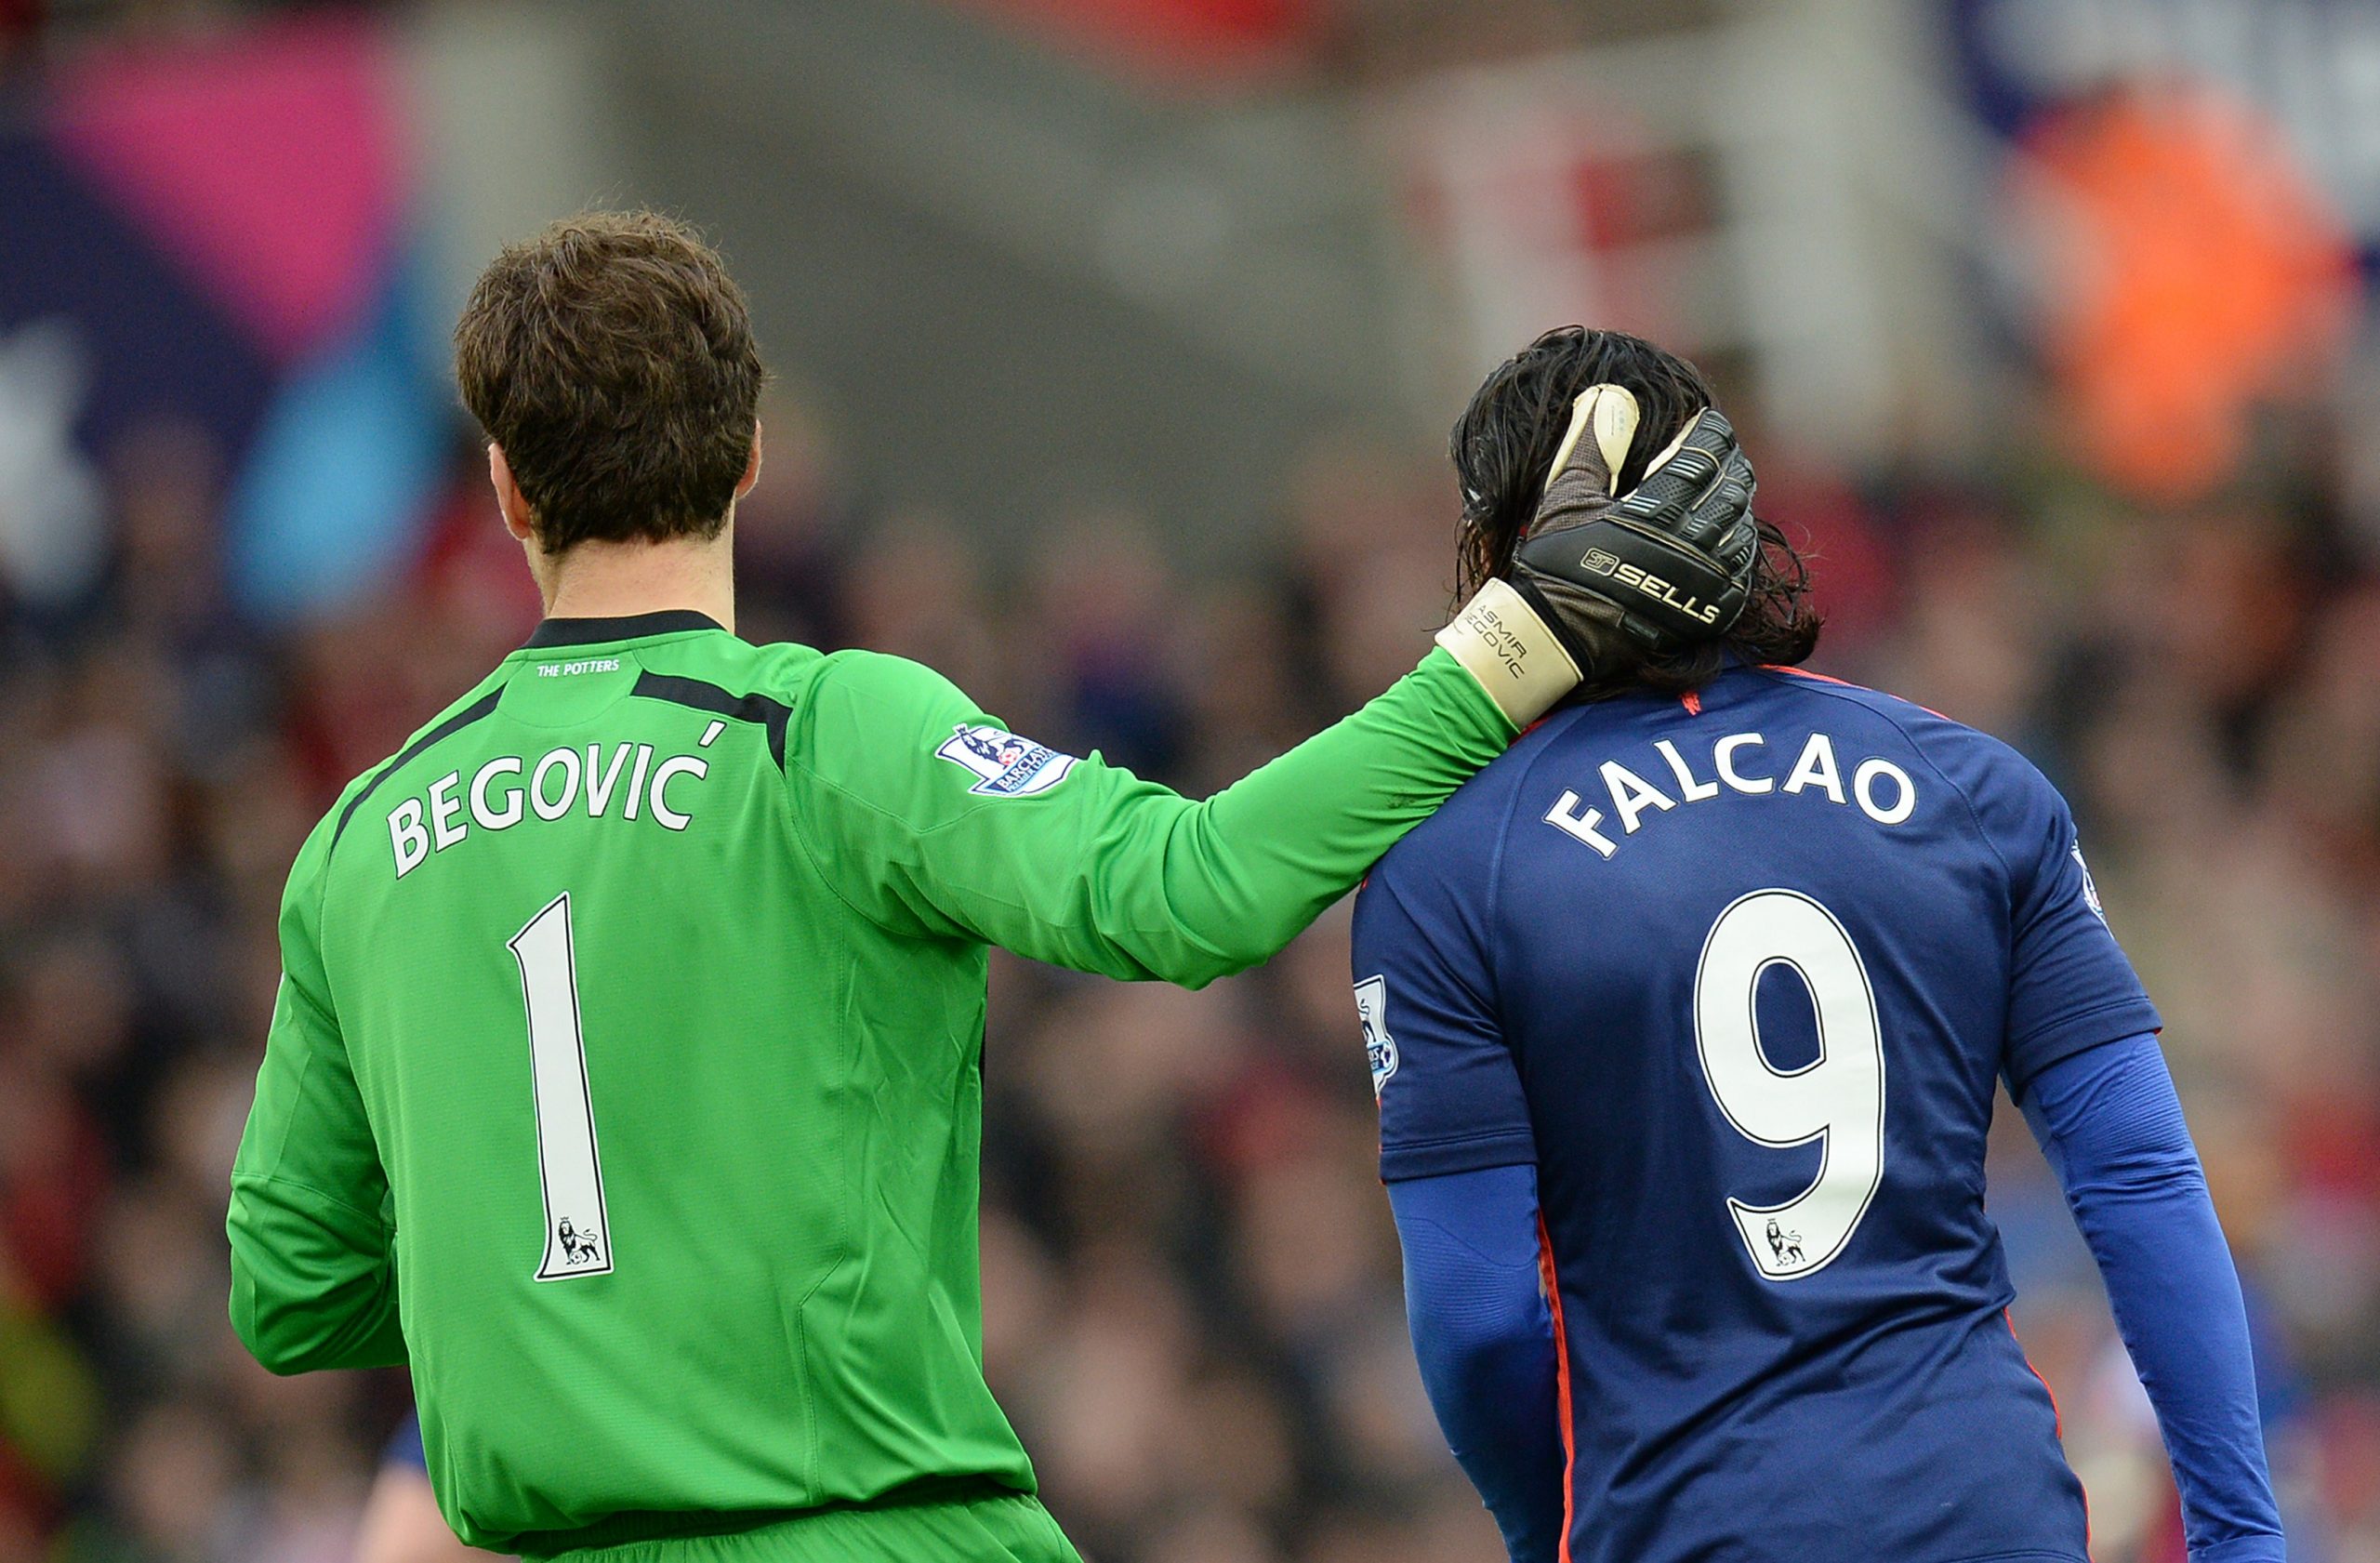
[1353,663,2160,1563]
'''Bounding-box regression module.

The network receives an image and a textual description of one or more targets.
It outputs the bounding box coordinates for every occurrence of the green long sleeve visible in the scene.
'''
[227,807,407,1375]
[789,646,1516,987]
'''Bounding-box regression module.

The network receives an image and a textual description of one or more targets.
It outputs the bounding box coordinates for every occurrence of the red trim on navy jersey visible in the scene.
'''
[1537,1213,1578,1563]
[2007,1310,2061,1437]
[2007,1309,2089,1555]
[1762,663,1950,720]
[1761,663,1859,687]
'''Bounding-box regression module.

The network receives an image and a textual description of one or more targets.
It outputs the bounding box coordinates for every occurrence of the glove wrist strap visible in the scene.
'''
[1435,578,1582,729]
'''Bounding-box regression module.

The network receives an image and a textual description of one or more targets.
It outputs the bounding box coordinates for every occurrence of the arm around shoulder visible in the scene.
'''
[788,643,1541,986]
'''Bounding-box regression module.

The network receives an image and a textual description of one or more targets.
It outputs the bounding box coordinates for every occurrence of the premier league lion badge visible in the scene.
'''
[1353,974,1397,1098]
[935,723,1078,797]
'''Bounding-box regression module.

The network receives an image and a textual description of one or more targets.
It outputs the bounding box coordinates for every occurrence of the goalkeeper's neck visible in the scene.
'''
[490,430,755,635]
[527,524,738,635]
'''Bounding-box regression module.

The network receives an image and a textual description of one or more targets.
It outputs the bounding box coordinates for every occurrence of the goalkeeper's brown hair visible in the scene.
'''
[1452,326,1820,696]
[455,211,764,554]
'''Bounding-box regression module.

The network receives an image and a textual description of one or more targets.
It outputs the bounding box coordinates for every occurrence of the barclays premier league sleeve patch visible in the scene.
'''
[935,723,1078,797]
[2072,841,2107,921]
[1354,974,1397,1098]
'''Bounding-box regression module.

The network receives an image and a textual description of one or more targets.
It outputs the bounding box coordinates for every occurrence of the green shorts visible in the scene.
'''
[534,1491,1082,1563]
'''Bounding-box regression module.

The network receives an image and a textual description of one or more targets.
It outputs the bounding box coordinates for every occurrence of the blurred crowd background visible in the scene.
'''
[4,0,2380,1560]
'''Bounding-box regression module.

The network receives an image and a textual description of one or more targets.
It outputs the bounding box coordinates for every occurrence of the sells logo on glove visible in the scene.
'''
[936,723,1078,797]
[1579,550,1726,627]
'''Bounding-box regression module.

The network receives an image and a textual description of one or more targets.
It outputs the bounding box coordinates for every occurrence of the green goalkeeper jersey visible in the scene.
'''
[228,610,1515,1556]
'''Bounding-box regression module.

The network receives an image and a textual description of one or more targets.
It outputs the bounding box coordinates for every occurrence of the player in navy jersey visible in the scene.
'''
[1355,327,2284,1563]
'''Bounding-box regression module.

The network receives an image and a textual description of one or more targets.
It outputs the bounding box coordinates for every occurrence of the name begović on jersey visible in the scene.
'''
[385,738,710,878]
[1544,730,1917,859]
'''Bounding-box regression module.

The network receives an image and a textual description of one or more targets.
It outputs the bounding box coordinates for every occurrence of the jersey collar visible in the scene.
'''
[522,610,726,649]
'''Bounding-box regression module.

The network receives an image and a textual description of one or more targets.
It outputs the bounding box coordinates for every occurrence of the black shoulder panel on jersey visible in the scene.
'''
[330,689,505,849]
[631,671,792,771]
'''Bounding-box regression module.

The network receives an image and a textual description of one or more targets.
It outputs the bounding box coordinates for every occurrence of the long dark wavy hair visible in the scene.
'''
[1451,326,1821,696]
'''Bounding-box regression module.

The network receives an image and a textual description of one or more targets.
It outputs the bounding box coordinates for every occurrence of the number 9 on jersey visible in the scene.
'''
[1694,890,1886,1281]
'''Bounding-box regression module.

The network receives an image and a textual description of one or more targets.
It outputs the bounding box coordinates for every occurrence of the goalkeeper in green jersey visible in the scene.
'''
[226,211,1757,1562]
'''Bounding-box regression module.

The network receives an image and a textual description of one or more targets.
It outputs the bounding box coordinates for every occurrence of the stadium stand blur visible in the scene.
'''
[1,0,2375,1559]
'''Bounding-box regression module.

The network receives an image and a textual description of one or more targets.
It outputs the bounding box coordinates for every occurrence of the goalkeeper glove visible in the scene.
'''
[1437,385,1760,725]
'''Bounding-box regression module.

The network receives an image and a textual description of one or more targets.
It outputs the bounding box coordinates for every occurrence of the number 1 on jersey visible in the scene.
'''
[510,893,615,1280]
[1694,890,1885,1281]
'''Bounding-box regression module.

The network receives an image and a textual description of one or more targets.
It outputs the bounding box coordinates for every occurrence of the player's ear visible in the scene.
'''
[736,419,763,501]
[489,444,535,543]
